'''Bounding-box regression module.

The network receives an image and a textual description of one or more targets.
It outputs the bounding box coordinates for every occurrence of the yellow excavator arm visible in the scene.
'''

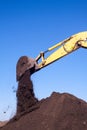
[16,31,87,81]
[36,31,87,69]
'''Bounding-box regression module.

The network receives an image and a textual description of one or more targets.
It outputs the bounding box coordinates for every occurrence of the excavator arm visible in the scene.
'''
[16,31,87,81]
[36,31,87,68]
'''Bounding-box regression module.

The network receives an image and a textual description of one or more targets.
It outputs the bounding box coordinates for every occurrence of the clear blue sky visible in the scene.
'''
[0,0,87,121]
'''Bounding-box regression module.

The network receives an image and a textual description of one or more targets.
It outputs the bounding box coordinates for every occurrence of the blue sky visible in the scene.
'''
[0,0,87,121]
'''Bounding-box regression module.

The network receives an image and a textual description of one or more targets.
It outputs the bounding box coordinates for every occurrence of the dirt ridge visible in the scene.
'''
[1,91,87,130]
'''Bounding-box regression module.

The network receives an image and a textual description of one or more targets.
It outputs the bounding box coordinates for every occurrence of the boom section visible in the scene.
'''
[36,31,87,69]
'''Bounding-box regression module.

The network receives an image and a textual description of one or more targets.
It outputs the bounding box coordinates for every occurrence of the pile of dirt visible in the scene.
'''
[1,92,87,130]
[1,69,87,130]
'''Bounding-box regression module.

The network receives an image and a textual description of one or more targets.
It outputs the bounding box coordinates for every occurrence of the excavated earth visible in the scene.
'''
[1,71,87,130]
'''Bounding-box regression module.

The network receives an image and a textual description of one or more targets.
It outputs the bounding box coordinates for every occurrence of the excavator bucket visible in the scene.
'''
[16,56,39,81]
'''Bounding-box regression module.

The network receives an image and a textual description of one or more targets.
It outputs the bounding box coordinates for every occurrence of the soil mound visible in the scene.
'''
[1,92,87,130]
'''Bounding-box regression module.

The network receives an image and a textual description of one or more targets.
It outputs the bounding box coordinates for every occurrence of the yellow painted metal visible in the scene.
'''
[38,31,87,69]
